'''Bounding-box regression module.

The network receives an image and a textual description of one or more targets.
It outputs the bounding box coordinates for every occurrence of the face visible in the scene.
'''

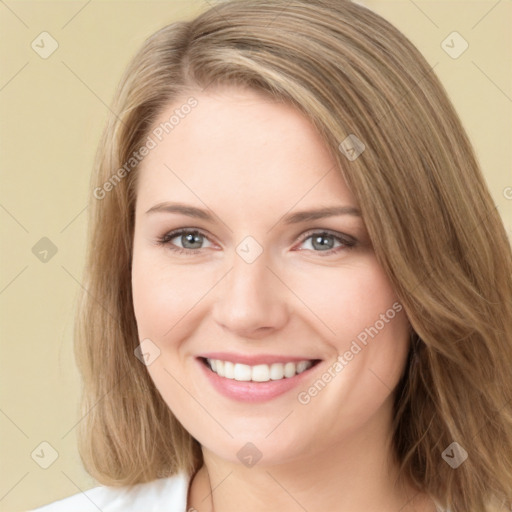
[131,86,411,467]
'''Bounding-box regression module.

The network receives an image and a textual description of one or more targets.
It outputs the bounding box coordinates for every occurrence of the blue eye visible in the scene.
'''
[156,228,356,256]
[156,229,213,255]
[296,230,357,256]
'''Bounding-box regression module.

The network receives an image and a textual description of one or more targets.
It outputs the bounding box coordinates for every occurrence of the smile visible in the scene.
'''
[204,358,317,382]
[197,353,322,402]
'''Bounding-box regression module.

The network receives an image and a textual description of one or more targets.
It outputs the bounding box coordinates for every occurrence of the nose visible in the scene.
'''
[212,250,290,339]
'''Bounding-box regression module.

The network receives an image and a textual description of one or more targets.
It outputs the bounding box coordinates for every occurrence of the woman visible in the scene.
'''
[30,0,512,511]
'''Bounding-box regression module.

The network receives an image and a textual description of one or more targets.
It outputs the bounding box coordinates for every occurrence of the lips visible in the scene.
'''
[196,353,322,402]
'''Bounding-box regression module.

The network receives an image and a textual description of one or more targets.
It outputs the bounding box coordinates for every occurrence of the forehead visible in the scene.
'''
[135,87,356,214]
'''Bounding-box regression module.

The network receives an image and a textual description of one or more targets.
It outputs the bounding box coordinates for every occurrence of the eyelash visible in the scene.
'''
[155,228,357,257]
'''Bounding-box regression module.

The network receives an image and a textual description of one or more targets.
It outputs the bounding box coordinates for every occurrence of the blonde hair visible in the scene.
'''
[75,1,512,510]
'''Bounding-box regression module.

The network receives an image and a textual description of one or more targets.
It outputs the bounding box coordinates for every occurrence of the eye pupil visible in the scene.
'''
[182,232,203,249]
[312,234,334,251]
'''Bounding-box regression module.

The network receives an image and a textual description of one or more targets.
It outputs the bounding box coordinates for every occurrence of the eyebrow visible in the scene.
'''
[145,202,361,224]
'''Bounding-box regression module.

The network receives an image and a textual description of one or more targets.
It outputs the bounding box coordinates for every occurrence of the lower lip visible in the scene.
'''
[197,358,320,403]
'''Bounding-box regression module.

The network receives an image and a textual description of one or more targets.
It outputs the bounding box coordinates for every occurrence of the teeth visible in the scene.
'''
[234,363,252,381]
[224,361,234,379]
[269,363,284,380]
[205,358,314,382]
[296,361,309,373]
[284,362,296,378]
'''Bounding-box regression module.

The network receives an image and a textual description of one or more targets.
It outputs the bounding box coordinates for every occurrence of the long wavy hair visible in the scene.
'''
[74,1,512,510]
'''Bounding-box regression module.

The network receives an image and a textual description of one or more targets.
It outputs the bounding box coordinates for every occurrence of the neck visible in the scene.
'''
[187,398,436,512]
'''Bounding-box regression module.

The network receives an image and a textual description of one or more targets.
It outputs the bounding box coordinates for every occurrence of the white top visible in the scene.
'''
[28,471,448,512]
[28,471,190,512]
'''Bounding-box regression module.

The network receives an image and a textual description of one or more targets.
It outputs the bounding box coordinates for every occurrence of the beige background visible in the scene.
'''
[0,1,510,511]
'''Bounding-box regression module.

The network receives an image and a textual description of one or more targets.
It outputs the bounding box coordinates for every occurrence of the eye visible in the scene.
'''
[156,228,357,257]
[156,229,214,255]
[295,230,357,256]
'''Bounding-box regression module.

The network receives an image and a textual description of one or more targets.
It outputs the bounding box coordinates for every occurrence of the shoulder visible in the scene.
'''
[28,471,190,512]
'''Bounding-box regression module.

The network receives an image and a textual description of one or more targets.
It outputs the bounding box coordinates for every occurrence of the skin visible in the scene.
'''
[131,86,436,512]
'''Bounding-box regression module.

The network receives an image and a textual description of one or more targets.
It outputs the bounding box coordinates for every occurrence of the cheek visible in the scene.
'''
[289,257,410,406]
[289,255,406,346]
[131,247,211,341]
[131,246,211,420]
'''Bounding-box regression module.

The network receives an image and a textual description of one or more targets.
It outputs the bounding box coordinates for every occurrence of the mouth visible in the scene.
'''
[196,352,323,402]
[199,357,322,383]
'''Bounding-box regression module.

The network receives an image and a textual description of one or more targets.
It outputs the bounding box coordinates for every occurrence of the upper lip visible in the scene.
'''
[198,352,321,366]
